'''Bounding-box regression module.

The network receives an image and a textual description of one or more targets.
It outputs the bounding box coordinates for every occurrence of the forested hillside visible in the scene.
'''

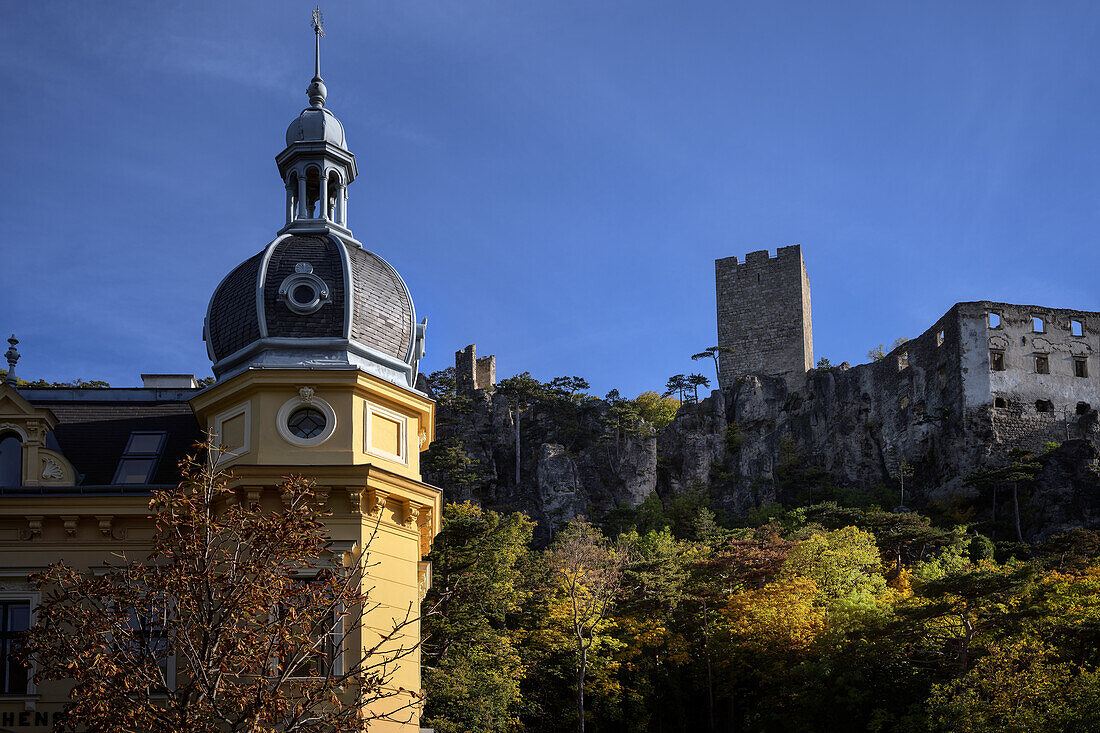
[420,369,1100,732]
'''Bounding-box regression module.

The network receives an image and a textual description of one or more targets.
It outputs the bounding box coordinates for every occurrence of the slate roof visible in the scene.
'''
[208,251,263,361]
[26,393,201,488]
[347,243,413,361]
[263,235,346,340]
[206,233,414,367]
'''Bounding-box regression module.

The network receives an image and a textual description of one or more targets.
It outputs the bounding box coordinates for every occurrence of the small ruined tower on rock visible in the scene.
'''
[455,344,496,393]
[715,244,813,389]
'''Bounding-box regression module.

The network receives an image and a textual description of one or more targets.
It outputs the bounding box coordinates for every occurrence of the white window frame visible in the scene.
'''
[212,401,251,463]
[364,403,408,466]
[276,393,338,448]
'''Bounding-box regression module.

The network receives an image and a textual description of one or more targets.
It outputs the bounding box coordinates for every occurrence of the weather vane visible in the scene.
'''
[312,6,325,38]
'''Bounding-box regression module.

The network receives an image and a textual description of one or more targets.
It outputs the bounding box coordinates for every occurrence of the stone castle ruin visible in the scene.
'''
[422,252,1100,540]
[715,248,1100,458]
[715,245,813,387]
[710,248,1100,532]
[455,344,496,392]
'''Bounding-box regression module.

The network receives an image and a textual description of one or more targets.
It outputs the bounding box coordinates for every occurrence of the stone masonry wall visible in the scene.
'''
[715,245,813,390]
[958,301,1100,452]
[455,344,496,393]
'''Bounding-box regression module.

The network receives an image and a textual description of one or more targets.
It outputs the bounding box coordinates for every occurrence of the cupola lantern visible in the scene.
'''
[277,6,358,235]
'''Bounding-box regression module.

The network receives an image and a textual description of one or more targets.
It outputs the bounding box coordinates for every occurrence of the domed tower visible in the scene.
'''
[201,21,426,389]
[190,13,440,730]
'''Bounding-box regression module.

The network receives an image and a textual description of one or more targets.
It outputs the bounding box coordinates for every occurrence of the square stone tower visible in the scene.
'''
[715,244,813,388]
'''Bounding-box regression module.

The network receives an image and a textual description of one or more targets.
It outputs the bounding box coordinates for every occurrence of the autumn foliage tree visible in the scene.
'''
[25,441,424,732]
[547,519,626,733]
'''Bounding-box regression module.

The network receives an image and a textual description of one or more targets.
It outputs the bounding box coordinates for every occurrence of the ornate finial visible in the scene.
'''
[308,6,327,109]
[4,335,19,386]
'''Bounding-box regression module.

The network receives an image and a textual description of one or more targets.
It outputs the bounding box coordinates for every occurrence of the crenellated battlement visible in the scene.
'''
[715,244,813,387]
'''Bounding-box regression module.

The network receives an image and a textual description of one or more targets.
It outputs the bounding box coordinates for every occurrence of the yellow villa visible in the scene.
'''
[0,14,441,733]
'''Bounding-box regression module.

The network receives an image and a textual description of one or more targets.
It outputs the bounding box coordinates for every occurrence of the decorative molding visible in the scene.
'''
[346,486,363,515]
[94,515,124,540]
[403,500,419,529]
[367,488,389,518]
[326,540,358,567]
[60,516,78,537]
[0,423,28,442]
[245,486,263,509]
[41,455,63,480]
[417,561,432,603]
[364,402,409,466]
[212,401,252,463]
[22,516,42,541]
[418,505,434,557]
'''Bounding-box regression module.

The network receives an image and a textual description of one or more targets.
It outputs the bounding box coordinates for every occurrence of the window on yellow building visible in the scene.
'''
[0,434,20,488]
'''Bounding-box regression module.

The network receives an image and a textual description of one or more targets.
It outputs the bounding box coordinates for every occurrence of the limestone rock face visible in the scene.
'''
[425,346,1100,542]
[423,381,658,542]
[537,443,580,524]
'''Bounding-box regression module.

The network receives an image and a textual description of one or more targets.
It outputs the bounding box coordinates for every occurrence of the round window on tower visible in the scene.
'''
[276,389,338,447]
[287,407,326,439]
[278,262,330,315]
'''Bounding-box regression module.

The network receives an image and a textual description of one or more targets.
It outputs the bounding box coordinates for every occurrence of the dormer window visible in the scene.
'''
[0,433,21,488]
[112,431,167,485]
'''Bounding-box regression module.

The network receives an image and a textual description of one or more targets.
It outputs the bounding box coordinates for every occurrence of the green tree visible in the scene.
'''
[867,336,909,361]
[691,346,732,383]
[686,373,711,404]
[663,374,688,403]
[422,502,535,733]
[548,519,626,733]
[927,640,1100,732]
[966,450,1043,543]
[421,436,485,499]
[497,373,546,487]
[632,391,679,429]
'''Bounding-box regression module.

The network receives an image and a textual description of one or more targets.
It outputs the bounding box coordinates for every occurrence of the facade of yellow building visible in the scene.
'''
[0,17,441,733]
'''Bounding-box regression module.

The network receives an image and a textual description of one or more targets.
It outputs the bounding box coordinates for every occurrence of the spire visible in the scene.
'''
[308,7,327,109]
[4,335,18,386]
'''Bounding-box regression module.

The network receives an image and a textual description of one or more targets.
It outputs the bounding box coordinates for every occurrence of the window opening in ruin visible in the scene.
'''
[937,365,946,381]
[994,397,1007,409]
[1036,400,1053,413]
[1072,319,1084,337]
[1034,354,1049,374]
[898,351,909,370]
[1033,316,1045,333]
[990,351,1005,371]
[989,312,1001,328]
[1075,358,1089,378]
[1077,402,1091,415]
[900,396,909,409]
[936,330,945,346]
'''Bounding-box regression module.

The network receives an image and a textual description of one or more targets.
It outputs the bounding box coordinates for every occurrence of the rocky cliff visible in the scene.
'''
[422,347,1100,542]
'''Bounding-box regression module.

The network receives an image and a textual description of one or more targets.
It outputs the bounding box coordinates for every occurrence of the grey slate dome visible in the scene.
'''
[285,107,347,149]
[202,17,426,391]
[204,234,424,389]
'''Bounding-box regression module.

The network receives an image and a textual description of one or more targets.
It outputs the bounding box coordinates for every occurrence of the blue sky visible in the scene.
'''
[2,1,1099,397]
